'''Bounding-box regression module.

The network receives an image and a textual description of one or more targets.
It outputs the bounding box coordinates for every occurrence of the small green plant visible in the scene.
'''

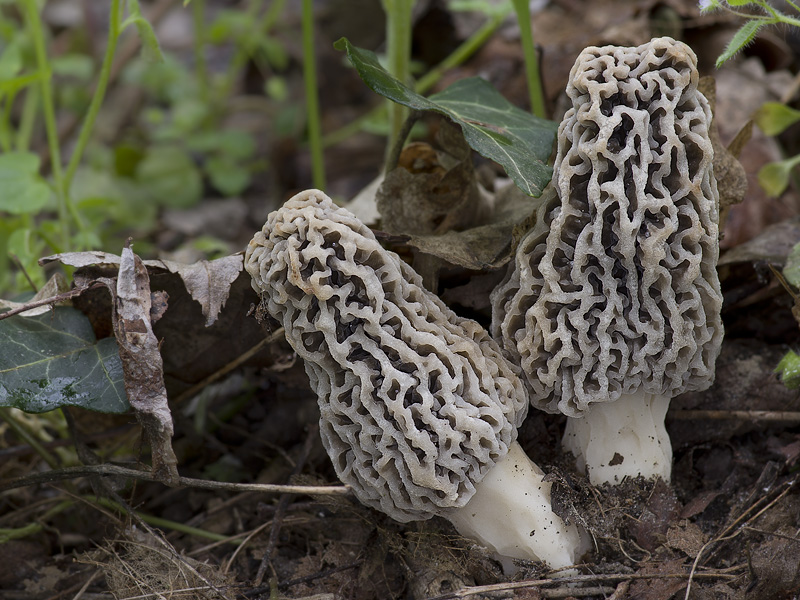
[701,2,800,198]
[336,0,554,189]
[700,0,800,66]
[0,0,163,293]
[754,102,800,197]
[0,1,289,295]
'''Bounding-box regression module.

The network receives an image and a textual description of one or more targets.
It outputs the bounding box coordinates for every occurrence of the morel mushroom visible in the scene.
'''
[491,37,723,485]
[246,189,586,569]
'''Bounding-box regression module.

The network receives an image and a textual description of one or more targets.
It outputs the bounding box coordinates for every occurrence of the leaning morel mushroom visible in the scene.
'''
[246,189,586,570]
[491,37,724,485]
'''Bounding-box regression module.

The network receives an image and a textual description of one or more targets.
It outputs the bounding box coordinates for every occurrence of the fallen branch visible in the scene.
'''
[0,463,351,496]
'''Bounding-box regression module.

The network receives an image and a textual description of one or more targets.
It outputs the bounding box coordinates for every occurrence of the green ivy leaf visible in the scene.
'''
[775,349,800,390]
[758,155,800,197]
[0,307,128,414]
[715,20,765,67]
[334,37,557,197]
[0,152,52,215]
[136,145,203,208]
[754,102,800,136]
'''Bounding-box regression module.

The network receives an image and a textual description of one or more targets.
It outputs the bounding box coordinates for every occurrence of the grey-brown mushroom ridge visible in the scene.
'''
[492,37,724,418]
[245,189,529,522]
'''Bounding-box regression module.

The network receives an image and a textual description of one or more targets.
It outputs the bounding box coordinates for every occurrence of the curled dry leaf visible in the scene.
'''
[112,245,178,485]
[41,251,243,327]
[698,76,749,216]
[0,273,70,317]
[376,122,548,281]
[161,255,242,327]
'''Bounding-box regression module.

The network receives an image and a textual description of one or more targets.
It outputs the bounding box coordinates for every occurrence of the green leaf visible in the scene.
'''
[51,54,94,80]
[186,129,256,160]
[775,349,800,390]
[758,154,800,197]
[0,71,41,95]
[754,102,800,136]
[0,307,128,414]
[7,227,46,291]
[783,242,800,288]
[0,39,22,80]
[725,0,756,5]
[124,0,164,63]
[715,20,765,67]
[205,156,251,196]
[334,37,557,196]
[131,16,165,63]
[0,152,51,214]
[136,145,203,208]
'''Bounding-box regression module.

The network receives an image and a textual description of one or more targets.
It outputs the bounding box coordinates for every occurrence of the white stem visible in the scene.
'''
[562,391,672,485]
[444,441,588,573]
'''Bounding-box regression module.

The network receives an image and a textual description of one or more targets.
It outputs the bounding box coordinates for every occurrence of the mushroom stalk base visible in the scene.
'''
[444,441,588,573]
[562,391,672,485]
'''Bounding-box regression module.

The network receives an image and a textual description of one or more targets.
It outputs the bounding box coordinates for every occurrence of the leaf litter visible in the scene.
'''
[5,1,800,598]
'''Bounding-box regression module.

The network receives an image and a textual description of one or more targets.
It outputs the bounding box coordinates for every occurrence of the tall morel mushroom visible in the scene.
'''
[246,189,586,570]
[491,37,724,485]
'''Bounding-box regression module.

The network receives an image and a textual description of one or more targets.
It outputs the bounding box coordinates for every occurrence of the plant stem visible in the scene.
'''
[23,0,68,249]
[416,5,511,95]
[322,7,508,150]
[63,0,122,203]
[192,0,210,101]
[16,84,39,152]
[301,0,325,189]
[91,497,235,542]
[511,0,546,118]
[0,407,61,469]
[218,0,282,99]
[0,93,12,152]
[382,0,415,154]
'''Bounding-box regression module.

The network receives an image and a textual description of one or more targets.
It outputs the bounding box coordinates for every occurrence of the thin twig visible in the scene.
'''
[277,560,363,589]
[684,480,795,600]
[10,253,39,292]
[0,283,104,320]
[541,587,616,599]
[71,569,102,600]
[669,410,800,422]
[0,463,350,496]
[254,423,320,585]
[172,327,286,405]
[427,571,739,600]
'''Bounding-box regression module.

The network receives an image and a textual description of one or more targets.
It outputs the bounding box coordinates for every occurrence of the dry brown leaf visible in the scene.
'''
[665,519,708,558]
[162,255,242,327]
[41,251,243,328]
[404,182,548,273]
[0,272,70,316]
[113,244,178,485]
[698,76,748,216]
[626,559,688,600]
[718,218,800,267]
